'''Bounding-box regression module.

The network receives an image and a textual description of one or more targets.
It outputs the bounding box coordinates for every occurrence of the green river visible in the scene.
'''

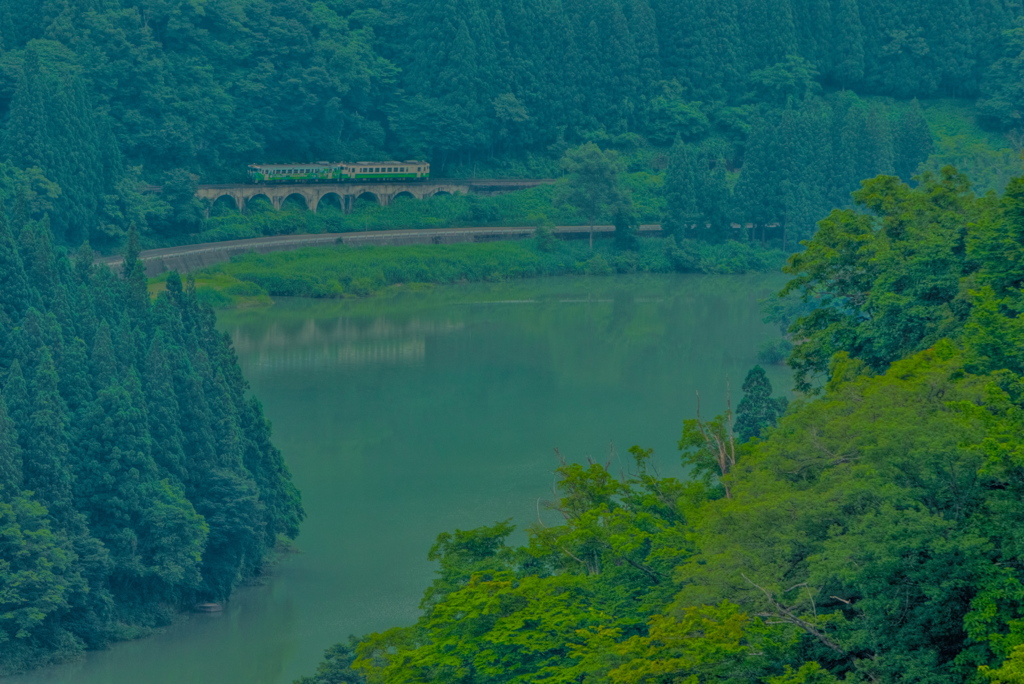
[4,273,788,684]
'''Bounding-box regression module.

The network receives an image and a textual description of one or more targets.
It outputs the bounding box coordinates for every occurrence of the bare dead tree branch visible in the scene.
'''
[741,573,844,654]
[695,390,734,498]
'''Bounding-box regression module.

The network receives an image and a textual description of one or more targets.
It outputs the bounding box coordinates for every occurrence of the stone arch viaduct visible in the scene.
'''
[190,178,552,214]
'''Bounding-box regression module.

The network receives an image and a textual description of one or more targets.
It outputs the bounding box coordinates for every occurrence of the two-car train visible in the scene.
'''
[247,160,430,183]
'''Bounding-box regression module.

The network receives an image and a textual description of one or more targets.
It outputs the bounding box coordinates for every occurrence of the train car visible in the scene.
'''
[344,161,429,181]
[247,162,339,183]
[248,161,430,183]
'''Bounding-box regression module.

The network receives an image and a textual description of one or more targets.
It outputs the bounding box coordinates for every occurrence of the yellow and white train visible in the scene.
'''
[247,161,430,183]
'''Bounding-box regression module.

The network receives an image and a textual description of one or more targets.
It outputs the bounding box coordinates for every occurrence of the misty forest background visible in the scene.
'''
[2,0,1024,251]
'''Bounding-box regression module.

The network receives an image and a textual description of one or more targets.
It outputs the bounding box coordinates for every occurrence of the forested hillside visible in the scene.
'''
[1,0,1022,249]
[294,170,1024,684]
[0,217,303,673]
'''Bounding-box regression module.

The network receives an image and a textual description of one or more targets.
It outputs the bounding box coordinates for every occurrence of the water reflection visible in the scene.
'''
[231,317,468,369]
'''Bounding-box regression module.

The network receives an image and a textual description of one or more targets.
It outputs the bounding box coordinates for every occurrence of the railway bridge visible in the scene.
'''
[187,178,553,214]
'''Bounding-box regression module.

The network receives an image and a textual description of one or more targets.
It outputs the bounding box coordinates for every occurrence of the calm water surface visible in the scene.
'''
[7,273,788,684]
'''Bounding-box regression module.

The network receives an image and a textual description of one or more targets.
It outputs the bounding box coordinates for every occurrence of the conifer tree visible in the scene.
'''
[0,212,34,327]
[89,320,119,391]
[698,151,734,242]
[144,333,188,481]
[662,140,699,239]
[735,113,785,239]
[893,99,934,180]
[2,361,30,440]
[22,348,75,528]
[0,395,23,497]
[831,0,865,88]
[1,46,126,246]
[858,103,896,180]
[782,100,833,242]
[737,0,798,75]
[58,337,92,419]
[121,225,150,319]
[735,365,787,442]
[628,0,661,98]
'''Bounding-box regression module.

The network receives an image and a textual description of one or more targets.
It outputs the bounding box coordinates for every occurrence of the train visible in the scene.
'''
[247,160,430,183]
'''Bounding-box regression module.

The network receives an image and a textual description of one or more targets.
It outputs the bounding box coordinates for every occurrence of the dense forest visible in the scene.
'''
[1,0,1022,249]
[0,218,303,673]
[9,0,1024,680]
[293,169,1024,684]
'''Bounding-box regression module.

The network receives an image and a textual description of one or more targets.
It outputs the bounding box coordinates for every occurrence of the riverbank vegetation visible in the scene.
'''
[0,218,303,674]
[297,168,1024,683]
[176,236,786,308]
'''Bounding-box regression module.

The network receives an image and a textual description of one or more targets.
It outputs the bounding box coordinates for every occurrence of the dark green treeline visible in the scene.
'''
[0,0,1019,247]
[666,94,934,245]
[0,217,303,674]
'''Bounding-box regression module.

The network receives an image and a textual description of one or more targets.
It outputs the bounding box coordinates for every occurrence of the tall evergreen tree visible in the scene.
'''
[0,395,23,497]
[662,140,699,239]
[830,0,866,88]
[627,0,661,99]
[2,361,31,440]
[734,112,785,239]
[0,212,33,329]
[22,348,75,529]
[735,365,787,441]
[893,99,934,180]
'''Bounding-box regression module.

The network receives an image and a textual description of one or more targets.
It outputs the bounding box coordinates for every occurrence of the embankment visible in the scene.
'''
[98,225,662,277]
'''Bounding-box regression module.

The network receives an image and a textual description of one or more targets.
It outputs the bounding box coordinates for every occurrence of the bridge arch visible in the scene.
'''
[430,190,453,199]
[246,194,274,213]
[210,194,240,214]
[315,192,345,213]
[355,191,381,207]
[281,193,310,211]
[393,191,416,202]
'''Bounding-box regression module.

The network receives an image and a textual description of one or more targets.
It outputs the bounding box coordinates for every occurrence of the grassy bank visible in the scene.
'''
[170,236,786,308]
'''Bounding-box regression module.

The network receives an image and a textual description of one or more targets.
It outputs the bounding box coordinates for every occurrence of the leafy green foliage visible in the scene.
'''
[555,143,631,248]
[780,168,990,391]
[304,167,1024,683]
